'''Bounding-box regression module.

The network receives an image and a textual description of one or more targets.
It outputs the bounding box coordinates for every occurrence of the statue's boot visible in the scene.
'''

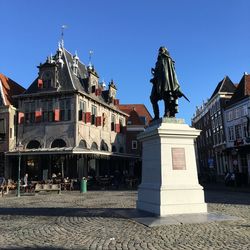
[163,100,170,117]
[164,99,178,118]
[151,102,160,121]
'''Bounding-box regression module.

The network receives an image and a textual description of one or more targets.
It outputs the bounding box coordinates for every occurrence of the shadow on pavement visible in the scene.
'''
[204,190,250,205]
[0,207,140,218]
[1,248,64,250]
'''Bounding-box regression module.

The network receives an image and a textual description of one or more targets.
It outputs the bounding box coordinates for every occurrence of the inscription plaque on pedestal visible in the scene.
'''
[172,148,186,170]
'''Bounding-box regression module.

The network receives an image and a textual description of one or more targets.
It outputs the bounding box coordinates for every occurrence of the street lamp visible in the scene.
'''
[16,142,23,197]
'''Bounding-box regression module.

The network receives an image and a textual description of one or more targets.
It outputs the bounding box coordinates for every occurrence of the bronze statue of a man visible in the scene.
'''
[150,47,188,120]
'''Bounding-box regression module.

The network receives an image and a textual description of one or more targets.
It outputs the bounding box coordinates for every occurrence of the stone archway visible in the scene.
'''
[51,139,67,148]
[26,140,41,149]
[91,142,98,150]
[79,140,88,149]
[101,140,109,151]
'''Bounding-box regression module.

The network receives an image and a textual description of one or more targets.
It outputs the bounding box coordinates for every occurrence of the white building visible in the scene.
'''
[224,73,250,184]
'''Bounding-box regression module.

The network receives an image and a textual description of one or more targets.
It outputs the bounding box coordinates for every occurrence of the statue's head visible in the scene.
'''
[159,46,166,52]
[159,46,168,54]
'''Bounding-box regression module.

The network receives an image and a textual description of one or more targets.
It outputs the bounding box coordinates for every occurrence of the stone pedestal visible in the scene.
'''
[137,118,207,216]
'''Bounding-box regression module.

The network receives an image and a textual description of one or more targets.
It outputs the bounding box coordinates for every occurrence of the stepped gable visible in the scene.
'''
[0,73,25,106]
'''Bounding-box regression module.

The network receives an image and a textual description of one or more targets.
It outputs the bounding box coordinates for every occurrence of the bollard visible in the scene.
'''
[80,177,87,193]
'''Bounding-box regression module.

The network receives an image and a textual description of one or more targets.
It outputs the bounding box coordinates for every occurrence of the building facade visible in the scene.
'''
[0,74,25,177]
[223,73,250,185]
[192,76,236,180]
[118,104,152,180]
[6,43,135,183]
[119,104,152,154]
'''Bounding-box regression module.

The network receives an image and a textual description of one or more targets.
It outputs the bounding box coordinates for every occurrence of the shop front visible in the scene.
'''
[6,148,141,190]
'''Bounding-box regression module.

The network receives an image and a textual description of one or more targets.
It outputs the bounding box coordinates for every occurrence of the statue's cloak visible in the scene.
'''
[153,53,180,99]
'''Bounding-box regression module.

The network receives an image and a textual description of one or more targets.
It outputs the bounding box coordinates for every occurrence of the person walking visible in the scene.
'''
[23,173,28,192]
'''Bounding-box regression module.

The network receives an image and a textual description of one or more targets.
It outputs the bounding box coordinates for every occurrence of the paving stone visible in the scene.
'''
[0,190,249,249]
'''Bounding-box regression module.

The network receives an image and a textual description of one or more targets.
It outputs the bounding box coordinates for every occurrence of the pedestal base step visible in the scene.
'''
[137,200,207,216]
[115,209,240,227]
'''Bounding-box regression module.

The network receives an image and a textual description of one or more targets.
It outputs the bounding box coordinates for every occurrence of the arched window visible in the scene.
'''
[51,139,66,148]
[91,142,98,150]
[79,140,87,148]
[101,140,108,151]
[26,140,41,149]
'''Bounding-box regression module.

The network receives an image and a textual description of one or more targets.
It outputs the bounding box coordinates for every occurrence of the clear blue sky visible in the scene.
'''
[1,0,250,124]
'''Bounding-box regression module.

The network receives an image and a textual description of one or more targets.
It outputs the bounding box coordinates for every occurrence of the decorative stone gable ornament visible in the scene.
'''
[108,79,117,103]
[87,65,99,94]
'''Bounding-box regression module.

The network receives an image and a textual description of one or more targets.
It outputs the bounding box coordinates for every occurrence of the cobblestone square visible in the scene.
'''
[0,190,249,249]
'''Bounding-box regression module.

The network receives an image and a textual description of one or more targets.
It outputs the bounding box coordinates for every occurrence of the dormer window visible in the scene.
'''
[87,68,99,94]
[38,61,57,90]
[41,71,54,89]
[108,80,117,103]
[38,65,59,90]
[72,53,79,75]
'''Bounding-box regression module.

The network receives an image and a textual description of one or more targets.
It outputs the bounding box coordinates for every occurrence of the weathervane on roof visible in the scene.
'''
[61,25,68,48]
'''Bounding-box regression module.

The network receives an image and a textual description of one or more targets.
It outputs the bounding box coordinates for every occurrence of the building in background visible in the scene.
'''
[223,73,250,185]
[118,104,152,180]
[0,73,25,177]
[192,76,236,181]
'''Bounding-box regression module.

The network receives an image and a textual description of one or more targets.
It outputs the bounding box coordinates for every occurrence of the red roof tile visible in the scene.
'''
[128,110,143,125]
[0,73,25,106]
[118,104,152,125]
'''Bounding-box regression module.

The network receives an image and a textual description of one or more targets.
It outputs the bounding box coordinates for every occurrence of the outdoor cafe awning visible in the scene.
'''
[6,147,140,159]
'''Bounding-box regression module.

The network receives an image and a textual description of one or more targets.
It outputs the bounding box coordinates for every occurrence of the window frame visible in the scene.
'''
[132,140,138,150]
[111,114,115,131]
[91,105,97,125]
